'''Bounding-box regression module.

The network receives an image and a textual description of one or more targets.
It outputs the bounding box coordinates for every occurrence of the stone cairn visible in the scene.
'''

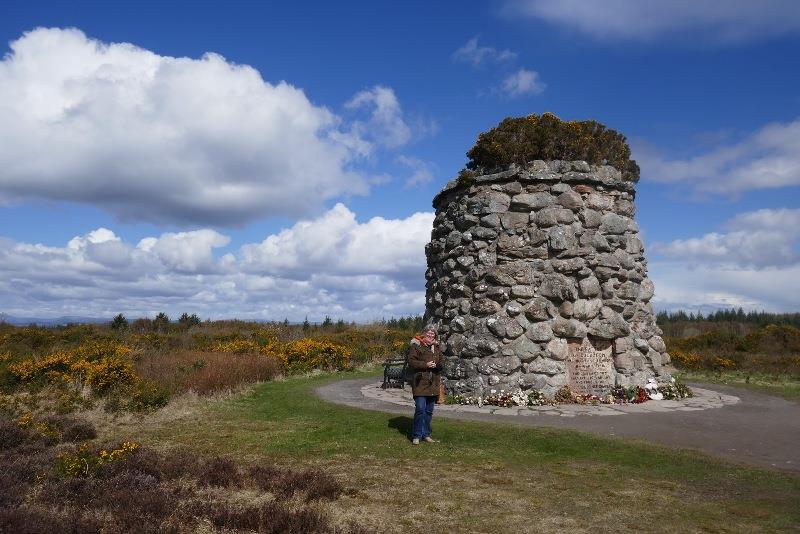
[424,160,670,399]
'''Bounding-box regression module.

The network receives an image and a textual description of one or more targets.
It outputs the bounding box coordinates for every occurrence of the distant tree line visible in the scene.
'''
[383,315,425,331]
[656,309,800,328]
[107,312,424,332]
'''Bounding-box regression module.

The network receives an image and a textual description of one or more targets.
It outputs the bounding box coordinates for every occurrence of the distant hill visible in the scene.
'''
[0,314,108,326]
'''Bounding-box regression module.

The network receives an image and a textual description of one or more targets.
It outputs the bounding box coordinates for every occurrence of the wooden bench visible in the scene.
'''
[381,355,408,389]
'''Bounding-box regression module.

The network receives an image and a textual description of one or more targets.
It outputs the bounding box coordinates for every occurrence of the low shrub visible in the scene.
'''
[0,412,364,534]
[464,112,640,182]
[135,350,282,396]
[278,339,351,373]
[667,324,800,375]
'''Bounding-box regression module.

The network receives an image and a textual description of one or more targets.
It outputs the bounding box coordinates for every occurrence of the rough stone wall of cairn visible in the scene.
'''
[424,160,670,398]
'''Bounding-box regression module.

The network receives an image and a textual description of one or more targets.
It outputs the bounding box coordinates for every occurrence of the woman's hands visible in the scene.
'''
[426,360,436,368]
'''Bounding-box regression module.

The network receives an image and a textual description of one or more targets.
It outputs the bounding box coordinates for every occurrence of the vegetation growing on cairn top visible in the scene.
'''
[463,112,640,182]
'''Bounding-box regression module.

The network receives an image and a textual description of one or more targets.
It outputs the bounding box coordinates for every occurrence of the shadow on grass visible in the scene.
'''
[387,416,412,439]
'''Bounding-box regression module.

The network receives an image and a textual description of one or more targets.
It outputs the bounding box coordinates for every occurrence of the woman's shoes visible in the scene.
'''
[422,437,438,443]
[411,438,420,445]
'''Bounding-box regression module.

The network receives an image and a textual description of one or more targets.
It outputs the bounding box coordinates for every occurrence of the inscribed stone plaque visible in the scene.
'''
[566,339,614,395]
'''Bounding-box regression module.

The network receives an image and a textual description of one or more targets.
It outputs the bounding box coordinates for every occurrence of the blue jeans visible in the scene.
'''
[412,395,436,439]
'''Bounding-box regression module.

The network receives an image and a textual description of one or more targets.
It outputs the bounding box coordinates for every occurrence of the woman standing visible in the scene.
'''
[408,327,444,445]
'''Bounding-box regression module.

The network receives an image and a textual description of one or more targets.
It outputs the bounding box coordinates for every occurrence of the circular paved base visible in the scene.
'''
[361,382,739,417]
[317,378,800,472]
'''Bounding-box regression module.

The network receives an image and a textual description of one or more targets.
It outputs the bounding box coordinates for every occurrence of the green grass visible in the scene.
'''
[678,370,800,402]
[133,370,800,533]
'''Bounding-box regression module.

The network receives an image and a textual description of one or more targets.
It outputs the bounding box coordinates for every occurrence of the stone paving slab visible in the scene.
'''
[361,382,739,417]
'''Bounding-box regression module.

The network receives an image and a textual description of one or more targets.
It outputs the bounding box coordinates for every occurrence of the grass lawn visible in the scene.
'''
[678,370,800,402]
[103,370,800,533]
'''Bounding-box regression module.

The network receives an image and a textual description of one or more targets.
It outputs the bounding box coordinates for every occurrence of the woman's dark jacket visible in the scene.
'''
[407,339,444,397]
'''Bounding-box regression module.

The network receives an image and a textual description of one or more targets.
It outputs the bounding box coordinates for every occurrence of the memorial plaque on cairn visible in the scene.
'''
[566,339,614,396]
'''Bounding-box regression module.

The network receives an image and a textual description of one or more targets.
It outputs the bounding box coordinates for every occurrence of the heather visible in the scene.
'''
[0,411,368,534]
[0,317,420,413]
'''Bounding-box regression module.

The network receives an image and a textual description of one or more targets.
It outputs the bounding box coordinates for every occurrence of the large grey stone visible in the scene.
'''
[486,286,509,303]
[518,373,548,389]
[555,208,575,224]
[511,285,536,299]
[487,316,524,339]
[535,207,560,227]
[446,333,466,356]
[556,191,583,211]
[617,281,640,301]
[546,338,569,360]
[588,309,630,339]
[472,298,500,316]
[468,191,511,215]
[539,273,577,301]
[463,336,501,358]
[639,279,655,302]
[528,228,548,246]
[586,192,614,211]
[581,209,602,228]
[547,228,565,251]
[527,357,564,376]
[505,301,523,316]
[524,297,555,321]
[578,276,601,297]
[527,321,554,342]
[552,318,587,339]
[471,226,498,240]
[450,316,469,332]
[480,213,501,228]
[500,211,530,230]
[511,192,553,210]
[600,213,629,235]
[572,298,603,320]
[648,335,666,352]
[486,269,516,286]
[503,336,540,362]
[477,355,522,375]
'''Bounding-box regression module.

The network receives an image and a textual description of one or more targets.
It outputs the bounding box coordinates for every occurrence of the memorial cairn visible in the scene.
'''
[424,113,671,400]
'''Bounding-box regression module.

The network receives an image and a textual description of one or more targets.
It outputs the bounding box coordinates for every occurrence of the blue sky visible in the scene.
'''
[1,0,799,320]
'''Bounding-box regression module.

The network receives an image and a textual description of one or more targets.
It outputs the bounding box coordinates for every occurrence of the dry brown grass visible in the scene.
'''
[136,350,282,395]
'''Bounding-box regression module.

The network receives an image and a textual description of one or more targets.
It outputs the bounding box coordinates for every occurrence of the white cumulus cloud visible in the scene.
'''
[396,155,436,188]
[0,204,434,321]
[344,85,412,150]
[636,118,800,195]
[503,0,800,43]
[648,208,800,312]
[499,68,546,98]
[452,37,517,67]
[0,28,421,226]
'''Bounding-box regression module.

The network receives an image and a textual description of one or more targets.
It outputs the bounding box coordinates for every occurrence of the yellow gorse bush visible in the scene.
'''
[208,334,351,373]
[73,340,133,359]
[713,357,737,370]
[82,357,137,394]
[670,349,702,369]
[16,412,61,441]
[9,351,77,382]
[278,339,351,373]
[56,441,139,477]
[9,340,138,397]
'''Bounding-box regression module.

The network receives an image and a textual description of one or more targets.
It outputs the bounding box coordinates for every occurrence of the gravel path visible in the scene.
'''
[316,378,800,472]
